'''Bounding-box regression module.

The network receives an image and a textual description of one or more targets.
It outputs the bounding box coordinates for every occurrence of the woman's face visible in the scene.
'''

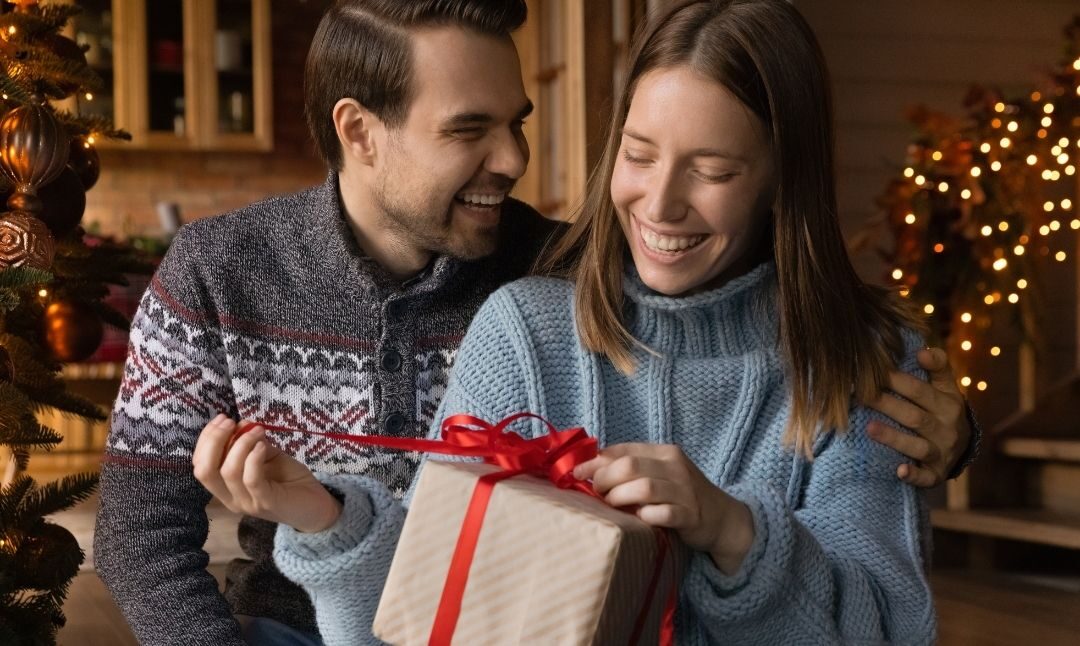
[611,65,776,296]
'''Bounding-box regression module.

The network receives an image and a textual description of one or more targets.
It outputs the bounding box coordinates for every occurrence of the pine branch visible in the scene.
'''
[54,110,131,141]
[0,334,62,392]
[0,267,53,291]
[0,72,33,104]
[0,383,61,452]
[14,472,98,522]
[0,417,61,453]
[29,390,106,422]
[0,474,35,522]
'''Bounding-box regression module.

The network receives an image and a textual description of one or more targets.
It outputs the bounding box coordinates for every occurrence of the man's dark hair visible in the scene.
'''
[305,0,528,170]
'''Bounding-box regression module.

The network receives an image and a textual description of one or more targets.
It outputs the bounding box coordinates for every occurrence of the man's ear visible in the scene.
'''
[333,98,382,167]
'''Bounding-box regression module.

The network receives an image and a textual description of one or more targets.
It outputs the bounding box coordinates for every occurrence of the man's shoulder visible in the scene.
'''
[175,184,323,247]
[486,197,566,279]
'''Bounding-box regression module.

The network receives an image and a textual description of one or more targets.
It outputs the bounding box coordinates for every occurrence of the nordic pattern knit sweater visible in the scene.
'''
[273,262,936,645]
[93,173,559,645]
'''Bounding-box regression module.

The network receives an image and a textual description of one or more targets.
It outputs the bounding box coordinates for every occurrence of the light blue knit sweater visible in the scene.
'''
[273,262,935,645]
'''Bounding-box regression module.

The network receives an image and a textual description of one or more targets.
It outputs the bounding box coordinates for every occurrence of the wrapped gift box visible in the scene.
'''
[373,460,685,645]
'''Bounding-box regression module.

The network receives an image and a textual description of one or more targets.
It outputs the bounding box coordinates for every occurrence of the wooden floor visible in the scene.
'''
[55,567,1080,645]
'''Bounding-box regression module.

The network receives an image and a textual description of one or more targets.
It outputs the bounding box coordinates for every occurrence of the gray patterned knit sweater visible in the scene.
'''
[93,173,559,645]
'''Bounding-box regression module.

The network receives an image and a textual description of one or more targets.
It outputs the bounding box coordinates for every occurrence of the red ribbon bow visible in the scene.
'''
[235,414,675,645]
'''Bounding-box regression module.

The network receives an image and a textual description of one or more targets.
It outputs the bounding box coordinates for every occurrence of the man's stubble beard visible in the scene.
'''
[373,179,499,262]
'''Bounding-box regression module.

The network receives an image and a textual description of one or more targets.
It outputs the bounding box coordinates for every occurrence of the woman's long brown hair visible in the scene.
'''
[538,0,924,456]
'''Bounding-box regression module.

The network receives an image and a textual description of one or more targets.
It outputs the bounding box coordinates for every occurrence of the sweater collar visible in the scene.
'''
[303,172,462,300]
[623,261,779,357]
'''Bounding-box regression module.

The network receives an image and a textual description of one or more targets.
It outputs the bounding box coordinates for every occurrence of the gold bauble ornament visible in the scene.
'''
[0,210,55,270]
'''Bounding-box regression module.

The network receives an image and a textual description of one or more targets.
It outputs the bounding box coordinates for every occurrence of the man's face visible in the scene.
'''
[373,27,532,261]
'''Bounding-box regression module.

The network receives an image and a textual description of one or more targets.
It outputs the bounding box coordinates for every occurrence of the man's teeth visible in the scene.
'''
[642,228,704,252]
[457,193,506,206]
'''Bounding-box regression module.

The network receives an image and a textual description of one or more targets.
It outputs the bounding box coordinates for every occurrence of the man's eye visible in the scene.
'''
[451,127,485,137]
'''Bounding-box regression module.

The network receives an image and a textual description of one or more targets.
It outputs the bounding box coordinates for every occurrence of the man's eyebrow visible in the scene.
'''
[622,128,747,162]
[442,100,534,130]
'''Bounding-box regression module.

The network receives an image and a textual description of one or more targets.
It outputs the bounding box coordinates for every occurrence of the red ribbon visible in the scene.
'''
[235,414,677,645]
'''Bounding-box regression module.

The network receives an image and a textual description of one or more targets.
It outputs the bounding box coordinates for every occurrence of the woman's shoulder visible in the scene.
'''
[485,276,577,320]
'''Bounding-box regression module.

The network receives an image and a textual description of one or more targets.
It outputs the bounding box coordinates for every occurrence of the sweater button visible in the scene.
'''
[386,300,406,320]
[384,413,406,434]
[381,349,402,372]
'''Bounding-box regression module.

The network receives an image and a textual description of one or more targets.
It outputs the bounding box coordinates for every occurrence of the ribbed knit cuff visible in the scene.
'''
[947,400,982,480]
[276,472,376,562]
[683,481,792,621]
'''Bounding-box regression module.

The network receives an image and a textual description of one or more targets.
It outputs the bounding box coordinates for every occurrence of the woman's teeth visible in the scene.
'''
[641,228,704,253]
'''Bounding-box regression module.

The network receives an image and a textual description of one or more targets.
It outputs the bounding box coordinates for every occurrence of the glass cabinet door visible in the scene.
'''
[205,0,270,149]
[71,0,117,123]
[144,0,189,140]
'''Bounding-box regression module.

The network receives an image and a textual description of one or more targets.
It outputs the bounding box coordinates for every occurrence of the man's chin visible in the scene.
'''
[442,229,500,261]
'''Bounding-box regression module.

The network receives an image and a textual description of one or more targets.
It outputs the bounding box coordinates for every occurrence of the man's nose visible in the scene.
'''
[485,127,529,180]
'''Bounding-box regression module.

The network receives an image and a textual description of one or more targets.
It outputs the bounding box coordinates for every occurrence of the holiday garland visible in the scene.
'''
[861,15,1080,393]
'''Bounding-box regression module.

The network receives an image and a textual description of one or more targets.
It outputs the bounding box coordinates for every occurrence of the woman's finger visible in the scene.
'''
[192,414,236,501]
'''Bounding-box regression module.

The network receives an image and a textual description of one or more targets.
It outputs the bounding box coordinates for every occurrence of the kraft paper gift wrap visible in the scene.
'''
[373,460,686,646]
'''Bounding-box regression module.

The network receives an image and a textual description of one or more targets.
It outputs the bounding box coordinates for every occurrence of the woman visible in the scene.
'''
[199,1,938,643]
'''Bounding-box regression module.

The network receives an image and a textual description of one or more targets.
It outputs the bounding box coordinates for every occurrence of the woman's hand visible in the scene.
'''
[866,347,971,488]
[191,414,342,533]
[573,443,754,575]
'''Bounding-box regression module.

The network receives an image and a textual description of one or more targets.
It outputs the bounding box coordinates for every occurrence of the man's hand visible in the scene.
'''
[192,414,342,533]
[866,347,971,488]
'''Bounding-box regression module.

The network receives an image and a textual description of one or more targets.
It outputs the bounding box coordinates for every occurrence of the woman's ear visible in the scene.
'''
[333,98,382,168]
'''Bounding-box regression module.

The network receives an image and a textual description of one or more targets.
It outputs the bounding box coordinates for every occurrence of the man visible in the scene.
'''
[95,1,976,644]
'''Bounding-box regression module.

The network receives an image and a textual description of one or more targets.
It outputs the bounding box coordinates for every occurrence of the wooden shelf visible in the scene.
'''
[932,508,1080,550]
[1000,438,1080,463]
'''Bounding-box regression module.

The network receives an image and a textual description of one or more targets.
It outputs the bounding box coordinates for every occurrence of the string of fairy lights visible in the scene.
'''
[877,45,1080,395]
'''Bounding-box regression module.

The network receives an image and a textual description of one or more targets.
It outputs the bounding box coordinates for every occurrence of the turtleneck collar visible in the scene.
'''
[622,261,779,358]
[303,172,463,300]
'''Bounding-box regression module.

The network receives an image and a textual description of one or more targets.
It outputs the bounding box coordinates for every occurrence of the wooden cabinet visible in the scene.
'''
[70,0,272,151]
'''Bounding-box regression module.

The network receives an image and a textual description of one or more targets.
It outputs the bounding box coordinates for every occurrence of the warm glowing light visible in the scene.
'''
[1042,116,1053,128]
[1000,137,1011,148]
[934,243,945,253]
[1071,219,1080,230]
[938,181,949,192]
[1042,170,1054,180]
[1017,279,1028,289]
[961,189,972,200]
[899,287,910,297]
[892,268,903,280]
[1062,199,1073,210]
[86,135,96,145]
[1038,129,1048,139]
[1067,165,1076,176]
[905,213,916,225]
[7,26,15,35]
[1074,58,1080,71]
[1044,103,1055,114]
[1008,293,1019,303]
[984,294,995,305]
[1051,171,1061,181]
[932,151,943,161]
[1014,245,1025,256]
[961,340,972,351]
[980,225,993,236]
[903,167,914,178]
[1007,121,1019,132]
[994,102,1006,112]
[37,288,47,298]
[961,312,972,323]
[1056,251,1067,262]
[1045,201,1055,212]
[1033,91,1043,101]
[915,175,926,185]
[1026,154,1038,165]
[976,381,988,392]
[993,258,1008,271]
[85,92,93,101]
[1060,153,1071,165]
[961,376,972,387]
[998,221,1009,232]
[1053,146,1064,156]
[979,142,991,153]
[990,346,1001,356]
[991,161,1002,171]
[970,166,982,177]
[923,304,935,315]
[1050,220,1061,231]
[1039,225,1051,235]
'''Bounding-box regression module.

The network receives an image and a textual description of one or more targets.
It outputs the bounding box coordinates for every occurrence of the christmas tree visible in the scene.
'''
[0,1,147,643]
